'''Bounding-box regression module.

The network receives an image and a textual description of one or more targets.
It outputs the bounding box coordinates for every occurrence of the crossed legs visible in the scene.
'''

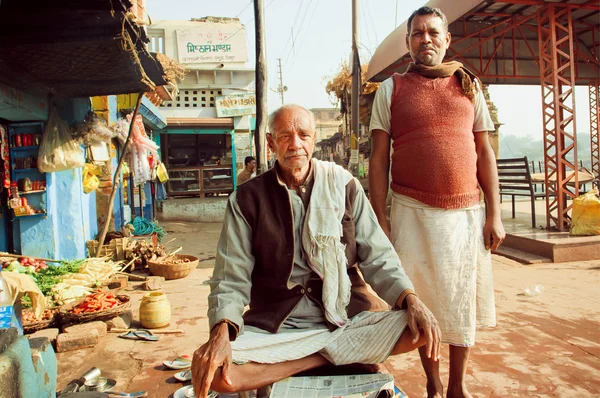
[210,326,426,394]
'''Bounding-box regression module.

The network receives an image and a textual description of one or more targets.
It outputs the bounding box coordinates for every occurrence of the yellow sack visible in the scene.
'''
[570,188,600,236]
[82,163,102,194]
[156,162,169,183]
[3,272,46,319]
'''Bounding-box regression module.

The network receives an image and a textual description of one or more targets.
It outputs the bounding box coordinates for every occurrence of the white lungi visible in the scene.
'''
[231,310,408,365]
[390,193,496,347]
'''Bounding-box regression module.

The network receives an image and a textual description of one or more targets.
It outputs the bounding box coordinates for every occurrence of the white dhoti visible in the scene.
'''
[390,193,496,347]
[231,310,408,365]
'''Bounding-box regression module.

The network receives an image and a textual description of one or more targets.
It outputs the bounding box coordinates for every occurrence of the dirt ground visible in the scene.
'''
[55,221,600,397]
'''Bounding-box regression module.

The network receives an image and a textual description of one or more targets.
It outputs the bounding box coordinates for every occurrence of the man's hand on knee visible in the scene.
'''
[404,294,442,361]
[192,322,233,397]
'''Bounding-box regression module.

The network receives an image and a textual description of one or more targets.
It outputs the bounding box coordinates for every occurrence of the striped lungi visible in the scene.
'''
[390,193,496,347]
[231,310,408,365]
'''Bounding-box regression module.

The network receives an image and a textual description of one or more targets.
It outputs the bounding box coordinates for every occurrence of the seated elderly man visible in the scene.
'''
[191,104,441,398]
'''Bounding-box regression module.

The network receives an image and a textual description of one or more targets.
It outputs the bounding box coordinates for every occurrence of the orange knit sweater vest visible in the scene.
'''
[389,72,480,209]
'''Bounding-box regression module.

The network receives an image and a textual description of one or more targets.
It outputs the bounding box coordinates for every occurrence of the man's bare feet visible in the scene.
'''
[426,380,444,398]
[446,383,472,398]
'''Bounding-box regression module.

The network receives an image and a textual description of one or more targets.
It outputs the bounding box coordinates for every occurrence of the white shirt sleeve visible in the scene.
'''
[369,78,394,135]
[208,191,255,335]
[473,84,495,132]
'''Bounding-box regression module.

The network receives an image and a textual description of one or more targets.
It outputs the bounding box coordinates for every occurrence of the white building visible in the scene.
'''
[147,17,256,196]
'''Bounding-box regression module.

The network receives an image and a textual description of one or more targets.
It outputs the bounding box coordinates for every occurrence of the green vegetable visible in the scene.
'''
[21,295,32,308]
[6,260,19,271]
[30,259,86,298]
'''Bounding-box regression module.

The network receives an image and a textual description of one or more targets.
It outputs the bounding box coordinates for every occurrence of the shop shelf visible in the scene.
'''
[18,190,46,195]
[11,146,40,152]
[13,212,47,220]
[13,168,40,173]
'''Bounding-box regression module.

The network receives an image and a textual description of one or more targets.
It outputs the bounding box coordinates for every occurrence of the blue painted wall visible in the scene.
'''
[18,97,98,259]
[109,95,125,231]
[142,182,153,221]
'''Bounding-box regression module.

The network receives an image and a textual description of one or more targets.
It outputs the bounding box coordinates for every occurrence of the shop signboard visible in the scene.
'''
[235,132,252,164]
[349,149,359,164]
[215,94,256,118]
[176,23,248,64]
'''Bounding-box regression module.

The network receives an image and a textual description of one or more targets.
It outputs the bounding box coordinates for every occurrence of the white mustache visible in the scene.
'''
[285,150,307,158]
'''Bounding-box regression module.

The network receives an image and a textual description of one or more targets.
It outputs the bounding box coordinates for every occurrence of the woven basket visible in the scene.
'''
[60,295,131,325]
[86,238,128,261]
[147,255,198,280]
[23,309,60,334]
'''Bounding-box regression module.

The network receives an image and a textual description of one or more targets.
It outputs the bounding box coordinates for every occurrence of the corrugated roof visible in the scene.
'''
[165,118,234,127]
[0,0,170,97]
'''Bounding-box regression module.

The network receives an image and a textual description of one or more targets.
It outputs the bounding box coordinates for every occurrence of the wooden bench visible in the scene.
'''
[496,156,546,228]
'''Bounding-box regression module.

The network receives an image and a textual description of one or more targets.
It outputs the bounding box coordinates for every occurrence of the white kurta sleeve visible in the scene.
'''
[473,85,495,132]
[208,191,255,336]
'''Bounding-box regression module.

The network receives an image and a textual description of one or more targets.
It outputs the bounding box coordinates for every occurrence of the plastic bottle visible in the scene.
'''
[0,270,14,329]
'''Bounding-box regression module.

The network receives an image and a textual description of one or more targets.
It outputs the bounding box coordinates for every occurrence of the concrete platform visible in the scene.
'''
[160,197,228,223]
[499,198,600,263]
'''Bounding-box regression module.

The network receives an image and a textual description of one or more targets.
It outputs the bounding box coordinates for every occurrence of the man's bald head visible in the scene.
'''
[268,104,316,136]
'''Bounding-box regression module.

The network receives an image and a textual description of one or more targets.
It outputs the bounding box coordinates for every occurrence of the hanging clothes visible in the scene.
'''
[0,125,10,189]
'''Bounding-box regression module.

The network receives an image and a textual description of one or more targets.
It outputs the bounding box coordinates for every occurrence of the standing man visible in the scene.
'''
[369,6,505,398]
[237,156,256,186]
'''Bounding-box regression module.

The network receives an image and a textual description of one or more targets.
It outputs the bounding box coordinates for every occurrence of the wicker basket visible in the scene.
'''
[60,295,131,325]
[147,255,198,280]
[23,309,60,334]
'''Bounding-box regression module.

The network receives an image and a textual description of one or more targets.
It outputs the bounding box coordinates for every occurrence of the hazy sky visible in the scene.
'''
[145,0,593,142]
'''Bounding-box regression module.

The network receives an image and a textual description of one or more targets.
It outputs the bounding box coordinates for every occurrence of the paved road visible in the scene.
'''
[56,221,600,397]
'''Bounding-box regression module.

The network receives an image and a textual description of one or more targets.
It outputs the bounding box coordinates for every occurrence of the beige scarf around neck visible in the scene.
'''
[407,61,479,102]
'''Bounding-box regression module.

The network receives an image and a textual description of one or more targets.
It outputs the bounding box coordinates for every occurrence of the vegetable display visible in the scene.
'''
[70,290,124,314]
[22,308,56,324]
[3,257,123,307]
[2,258,49,274]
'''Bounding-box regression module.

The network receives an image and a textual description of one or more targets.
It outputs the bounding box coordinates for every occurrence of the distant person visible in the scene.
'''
[236,156,256,186]
[369,6,505,398]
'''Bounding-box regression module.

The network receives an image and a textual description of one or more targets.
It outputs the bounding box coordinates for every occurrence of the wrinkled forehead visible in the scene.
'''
[409,14,446,33]
[271,108,313,135]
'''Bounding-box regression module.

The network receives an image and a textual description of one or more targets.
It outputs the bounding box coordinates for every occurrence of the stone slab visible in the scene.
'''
[56,329,99,353]
[28,328,59,346]
[63,321,107,337]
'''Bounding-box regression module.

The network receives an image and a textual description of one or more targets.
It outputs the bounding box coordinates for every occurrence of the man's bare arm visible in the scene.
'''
[474,132,505,250]
[192,323,232,397]
[369,129,392,237]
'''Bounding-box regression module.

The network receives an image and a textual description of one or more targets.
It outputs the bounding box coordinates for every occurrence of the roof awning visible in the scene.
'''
[165,118,235,128]
[367,0,482,82]
[367,0,600,85]
[0,0,170,97]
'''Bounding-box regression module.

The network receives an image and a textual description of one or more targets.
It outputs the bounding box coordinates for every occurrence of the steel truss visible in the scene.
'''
[590,83,600,179]
[537,5,578,231]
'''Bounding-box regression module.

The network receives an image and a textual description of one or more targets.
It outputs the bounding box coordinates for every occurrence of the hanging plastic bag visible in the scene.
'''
[156,162,169,183]
[38,107,85,172]
[82,163,102,194]
[570,189,600,236]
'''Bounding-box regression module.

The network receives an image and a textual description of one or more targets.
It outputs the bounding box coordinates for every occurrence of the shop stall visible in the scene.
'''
[161,126,236,197]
